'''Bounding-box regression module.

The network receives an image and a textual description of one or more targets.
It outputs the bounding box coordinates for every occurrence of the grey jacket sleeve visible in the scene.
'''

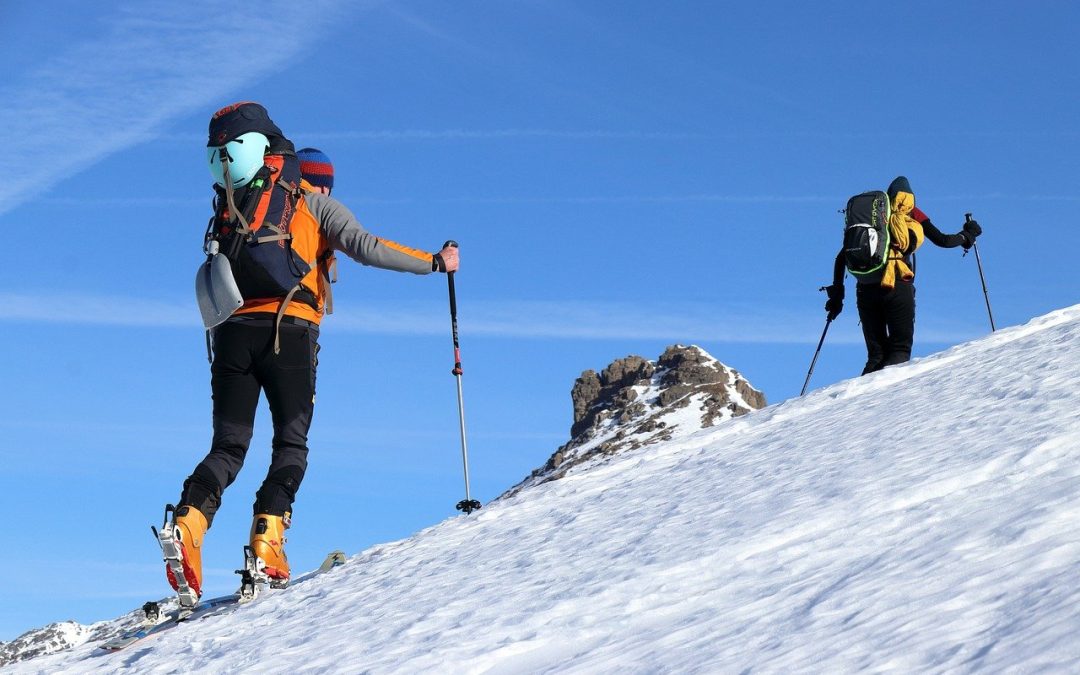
[305,192,434,274]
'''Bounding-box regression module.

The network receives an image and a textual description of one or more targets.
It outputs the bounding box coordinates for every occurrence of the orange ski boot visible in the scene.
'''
[164,505,207,603]
[250,512,290,584]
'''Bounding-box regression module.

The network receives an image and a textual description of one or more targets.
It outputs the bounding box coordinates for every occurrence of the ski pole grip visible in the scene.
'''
[961,213,976,256]
[443,240,460,316]
[443,241,459,285]
[444,240,461,353]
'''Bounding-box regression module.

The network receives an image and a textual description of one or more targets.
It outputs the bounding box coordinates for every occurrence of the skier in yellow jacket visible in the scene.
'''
[824,176,982,374]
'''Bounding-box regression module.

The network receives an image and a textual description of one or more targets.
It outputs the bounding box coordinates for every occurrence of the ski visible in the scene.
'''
[100,550,347,652]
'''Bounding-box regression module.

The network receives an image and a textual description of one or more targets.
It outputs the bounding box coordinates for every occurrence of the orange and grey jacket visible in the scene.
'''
[235,191,436,325]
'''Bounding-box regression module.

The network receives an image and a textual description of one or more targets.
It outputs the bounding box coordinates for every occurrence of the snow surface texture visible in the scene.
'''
[11,305,1080,673]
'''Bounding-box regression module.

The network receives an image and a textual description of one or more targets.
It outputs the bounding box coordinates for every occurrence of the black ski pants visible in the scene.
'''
[856,282,915,375]
[180,315,319,527]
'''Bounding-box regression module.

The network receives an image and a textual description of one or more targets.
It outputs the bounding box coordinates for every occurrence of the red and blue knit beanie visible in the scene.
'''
[297,147,334,191]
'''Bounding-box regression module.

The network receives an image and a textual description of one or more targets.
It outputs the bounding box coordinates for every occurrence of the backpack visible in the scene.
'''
[209,153,317,301]
[842,190,892,276]
[196,153,335,348]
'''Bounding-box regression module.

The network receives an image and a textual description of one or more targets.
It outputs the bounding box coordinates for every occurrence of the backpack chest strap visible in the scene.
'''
[253,232,293,244]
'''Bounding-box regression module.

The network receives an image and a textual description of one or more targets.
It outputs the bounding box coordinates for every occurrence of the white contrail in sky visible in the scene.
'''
[0,292,979,345]
[0,0,367,218]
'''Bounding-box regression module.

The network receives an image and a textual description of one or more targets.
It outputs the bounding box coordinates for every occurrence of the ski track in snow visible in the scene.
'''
[12,306,1080,673]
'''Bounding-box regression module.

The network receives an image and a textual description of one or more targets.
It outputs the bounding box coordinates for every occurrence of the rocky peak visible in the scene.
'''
[1,621,95,667]
[0,606,156,667]
[570,355,655,438]
[505,345,766,497]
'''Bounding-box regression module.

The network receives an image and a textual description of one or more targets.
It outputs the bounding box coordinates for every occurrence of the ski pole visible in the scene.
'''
[800,309,833,397]
[444,241,481,514]
[964,213,996,332]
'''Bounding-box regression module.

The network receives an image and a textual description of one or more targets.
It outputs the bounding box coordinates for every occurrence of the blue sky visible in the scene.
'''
[1,0,1077,640]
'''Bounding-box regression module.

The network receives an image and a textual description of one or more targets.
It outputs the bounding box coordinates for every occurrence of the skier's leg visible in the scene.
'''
[856,285,888,374]
[254,320,319,518]
[179,319,262,527]
[883,283,916,367]
[250,319,319,579]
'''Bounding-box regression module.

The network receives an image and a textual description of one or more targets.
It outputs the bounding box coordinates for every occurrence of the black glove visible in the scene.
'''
[960,219,982,249]
[824,284,844,320]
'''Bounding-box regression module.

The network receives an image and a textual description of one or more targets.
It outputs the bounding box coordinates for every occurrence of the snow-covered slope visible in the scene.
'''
[11,305,1080,673]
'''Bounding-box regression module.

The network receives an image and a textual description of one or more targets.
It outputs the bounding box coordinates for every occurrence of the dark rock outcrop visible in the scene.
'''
[570,355,654,438]
[504,345,766,498]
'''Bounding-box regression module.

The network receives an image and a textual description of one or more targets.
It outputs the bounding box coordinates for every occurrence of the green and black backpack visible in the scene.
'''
[842,191,892,276]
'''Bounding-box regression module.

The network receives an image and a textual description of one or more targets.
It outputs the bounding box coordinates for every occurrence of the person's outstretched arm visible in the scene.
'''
[912,206,981,249]
[308,192,457,273]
